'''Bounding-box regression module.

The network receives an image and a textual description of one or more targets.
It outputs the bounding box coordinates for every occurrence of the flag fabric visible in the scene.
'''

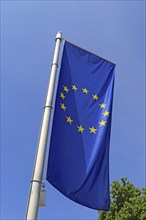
[46,41,115,211]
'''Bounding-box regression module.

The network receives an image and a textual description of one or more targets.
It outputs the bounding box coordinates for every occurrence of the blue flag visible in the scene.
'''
[46,41,115,211]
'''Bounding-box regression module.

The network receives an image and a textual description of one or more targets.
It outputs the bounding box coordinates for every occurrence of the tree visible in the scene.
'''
[98,178,146,220]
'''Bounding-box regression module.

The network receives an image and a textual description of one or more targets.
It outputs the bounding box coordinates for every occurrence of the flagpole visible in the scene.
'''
[25,32,62,220]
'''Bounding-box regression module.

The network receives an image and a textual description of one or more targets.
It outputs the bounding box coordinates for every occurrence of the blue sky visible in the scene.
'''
[1,1,145,219]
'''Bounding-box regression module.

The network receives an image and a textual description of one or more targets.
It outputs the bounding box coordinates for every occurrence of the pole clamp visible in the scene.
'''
[31,179,45,188]
[51,63,59,67]
[31,179,42,184]
[43,105,53,110]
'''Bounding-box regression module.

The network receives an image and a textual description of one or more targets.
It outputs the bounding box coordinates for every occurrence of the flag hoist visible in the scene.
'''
[25,32,62,220]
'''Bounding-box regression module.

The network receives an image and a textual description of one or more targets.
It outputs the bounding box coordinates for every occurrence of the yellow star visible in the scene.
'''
[77,125,85,133]
[103,111,110,116]
[66,116,73,124]
[72,85,78,91]
[92,94,99,101]
[100,103,106,108]
[60,92,65,100]
[89,126,97,134]
[63,86,69,93]
[82,88,89,94]
[99,120,106,126]
[60,103,66,111]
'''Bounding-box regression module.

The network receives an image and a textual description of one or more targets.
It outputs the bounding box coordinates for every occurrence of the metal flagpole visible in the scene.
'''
[25,32,62,220]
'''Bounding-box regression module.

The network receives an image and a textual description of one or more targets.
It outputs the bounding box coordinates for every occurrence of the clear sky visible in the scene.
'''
[1,1,145,219]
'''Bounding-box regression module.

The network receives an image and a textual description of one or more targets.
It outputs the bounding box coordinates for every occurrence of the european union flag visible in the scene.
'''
[46,41,115,211]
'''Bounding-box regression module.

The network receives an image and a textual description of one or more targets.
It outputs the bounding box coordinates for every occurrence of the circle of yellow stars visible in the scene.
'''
[59,84,110,134]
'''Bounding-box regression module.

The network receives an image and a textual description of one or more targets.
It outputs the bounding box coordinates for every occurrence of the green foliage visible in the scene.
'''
[98,178,146,220]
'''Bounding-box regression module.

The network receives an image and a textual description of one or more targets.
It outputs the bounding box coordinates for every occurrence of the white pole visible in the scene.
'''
[25,32,62,220]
